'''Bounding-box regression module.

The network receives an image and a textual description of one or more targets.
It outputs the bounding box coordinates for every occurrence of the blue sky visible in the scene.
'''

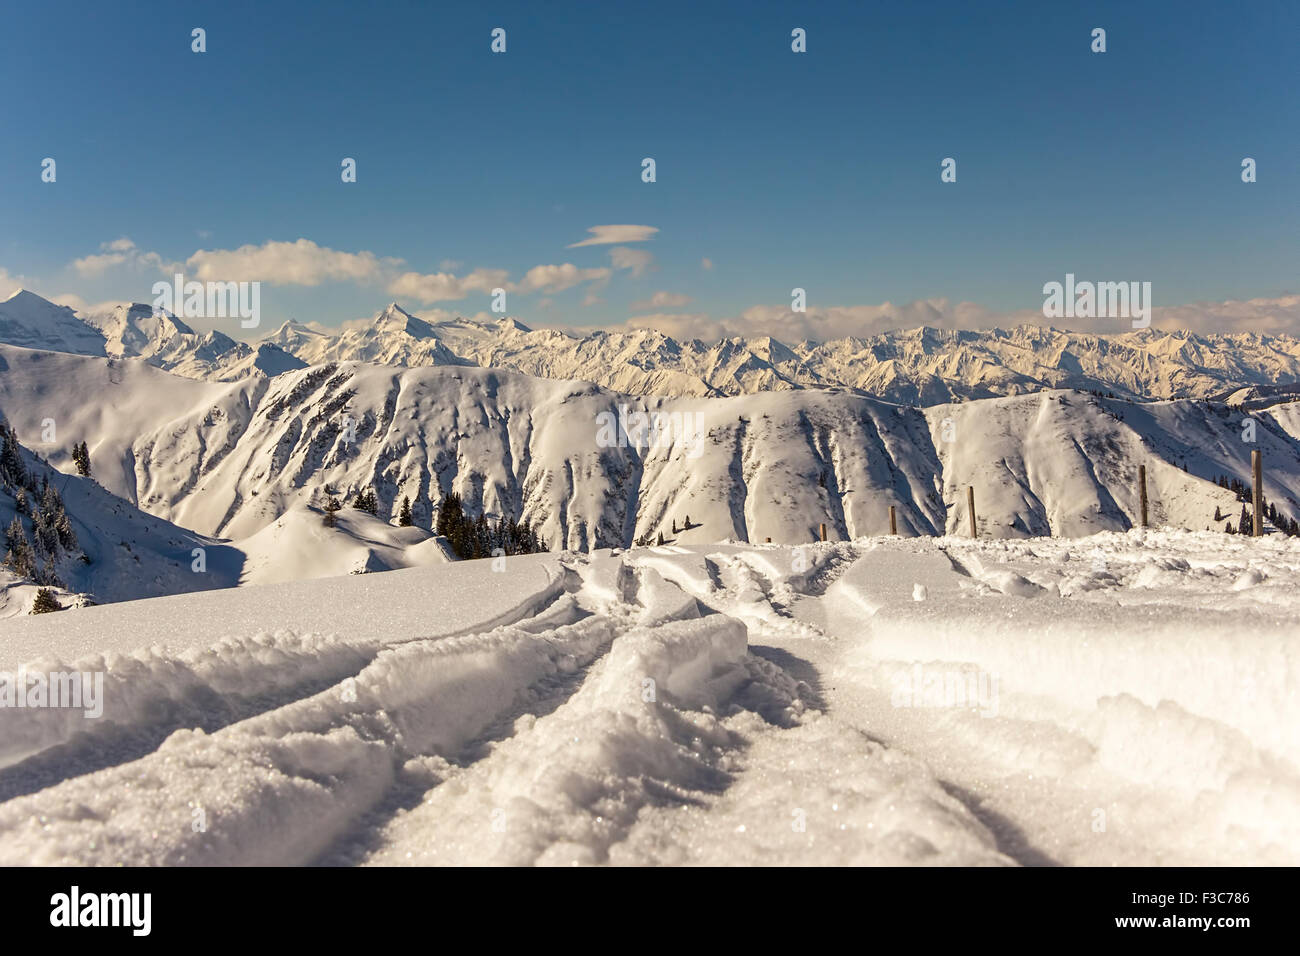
[1,0,1295,339]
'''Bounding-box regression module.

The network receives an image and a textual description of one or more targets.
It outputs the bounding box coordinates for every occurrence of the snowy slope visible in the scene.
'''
[0,432,243,617]
[0,533,1295,866]
[1,343,1296,551]
[236,504,450,585]
[924,391,1300,537]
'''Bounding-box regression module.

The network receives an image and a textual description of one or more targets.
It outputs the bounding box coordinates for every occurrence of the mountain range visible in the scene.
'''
[5,289,1300,403]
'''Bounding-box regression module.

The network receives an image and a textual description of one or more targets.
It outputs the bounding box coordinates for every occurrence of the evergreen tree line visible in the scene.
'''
[1,421,79,586]
[1214,474,1253,502]
[433,491,546,560]
[323,485,547,559]
[1211,474,1300,535]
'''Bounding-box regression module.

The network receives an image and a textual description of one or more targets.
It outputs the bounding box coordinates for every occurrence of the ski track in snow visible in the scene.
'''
[0,531,1296,866]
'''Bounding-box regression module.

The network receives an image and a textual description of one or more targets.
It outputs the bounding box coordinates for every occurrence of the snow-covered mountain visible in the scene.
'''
[267,303,470,368]
[5,289,1300,402]
[0,290,107,357]
[1,342,1293,555]
[78,300,302,381]
[305,304,1300,403]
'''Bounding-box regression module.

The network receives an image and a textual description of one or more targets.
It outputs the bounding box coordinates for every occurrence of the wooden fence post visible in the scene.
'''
[967,486,976,538]
[819,522,827,542]
[1252,450,1263,536]
[1139,464,1149,529]
[765,537,771,543]
[889,505,897,536]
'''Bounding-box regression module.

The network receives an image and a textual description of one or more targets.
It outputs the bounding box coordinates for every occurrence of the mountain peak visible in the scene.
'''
[4,288,59,308]
[373,302,437,339]
[0,288,109,356]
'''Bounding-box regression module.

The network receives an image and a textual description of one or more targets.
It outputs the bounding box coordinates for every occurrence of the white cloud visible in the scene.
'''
[631,291,692,310]
[1148,294,1300,336]
[616,313,715,339]
[568,225,658,247]
[62,234,652,314]
[73,237,174,278]
[186,239,400,285]
[51,293,132,315]
[513,263,611,294]
[0,268,24,299]
[387,267,509,303]
[608,246,654,277]
[73,251,129,277]
[606,294,1300,343]
[177,239,615,304]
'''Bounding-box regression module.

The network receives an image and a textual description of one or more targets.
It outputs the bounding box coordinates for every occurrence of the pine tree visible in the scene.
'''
[55,512,76,551]
[1239,504,1250,535]
[436,492,463,539]
[71,441,91,477]
[323,496,342,528]
[398,495,413,527]
[0,424,28,488]
[31,588,63,614]
[3,517,36,578]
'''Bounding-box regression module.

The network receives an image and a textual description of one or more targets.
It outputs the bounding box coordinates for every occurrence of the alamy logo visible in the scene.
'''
[595,404,707,459]
[50,886,151,936]
[0,668,103,718]
[890,663,999,717]
[1042,273,1151,328]
[152,272,261,328]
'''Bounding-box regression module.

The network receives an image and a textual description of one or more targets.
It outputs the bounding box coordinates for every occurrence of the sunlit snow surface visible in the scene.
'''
[0,531,1296,866]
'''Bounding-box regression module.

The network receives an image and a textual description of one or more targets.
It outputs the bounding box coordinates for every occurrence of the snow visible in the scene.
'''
[1,531,1295,866]
[0,551,561,672]
[234,504,450,585]
[0,552,563,773]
